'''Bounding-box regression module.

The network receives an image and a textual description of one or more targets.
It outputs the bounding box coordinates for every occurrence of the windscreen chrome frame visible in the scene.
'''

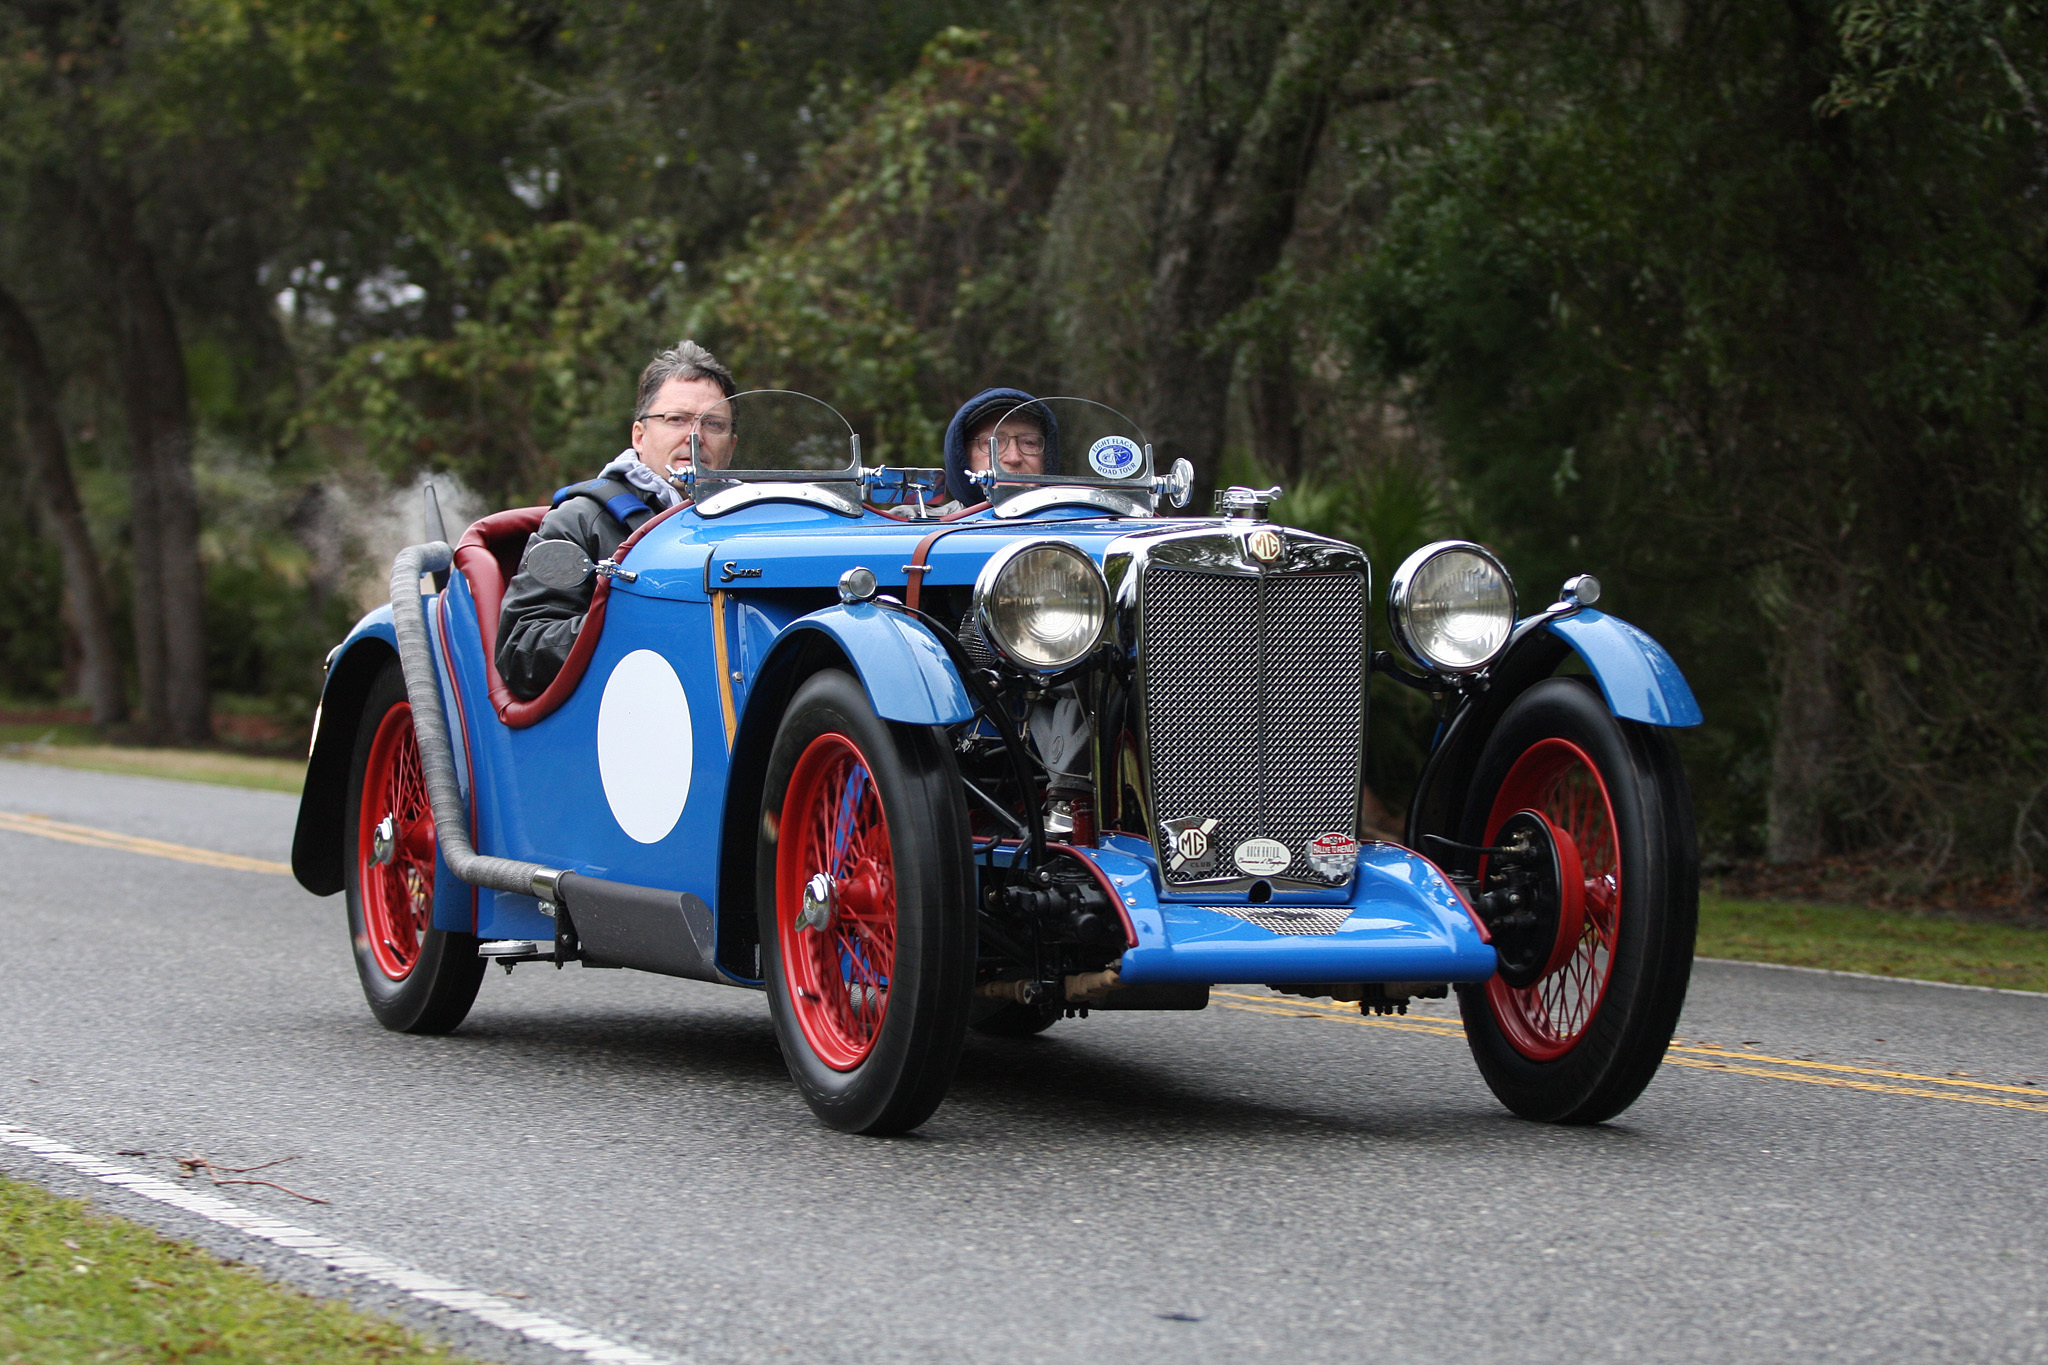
[673,389,865,515]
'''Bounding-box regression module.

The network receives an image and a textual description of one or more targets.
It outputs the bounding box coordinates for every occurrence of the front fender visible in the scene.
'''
[769,603,975,726]
[290,608,400,896]
[1405,607,1697,852]
[713,601,973,980]
[1546,609,1701,727]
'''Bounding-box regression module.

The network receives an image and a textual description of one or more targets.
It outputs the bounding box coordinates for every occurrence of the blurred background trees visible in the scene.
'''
[1,0,2043,895]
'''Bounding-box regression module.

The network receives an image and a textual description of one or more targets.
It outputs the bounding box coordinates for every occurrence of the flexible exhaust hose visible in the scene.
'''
[389,542,564,900]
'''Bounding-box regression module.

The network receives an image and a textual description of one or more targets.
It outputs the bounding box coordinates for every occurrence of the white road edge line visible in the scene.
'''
[0,1121,674,1365]
[1696,956,2048,999]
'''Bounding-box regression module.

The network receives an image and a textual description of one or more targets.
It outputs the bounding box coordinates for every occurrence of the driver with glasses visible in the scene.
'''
[497,339,738,700]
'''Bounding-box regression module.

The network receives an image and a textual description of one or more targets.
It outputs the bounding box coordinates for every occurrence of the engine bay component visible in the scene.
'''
[1065,968,1121,1003]
[975,979,1044,1004]
[1269,982,1450,1015]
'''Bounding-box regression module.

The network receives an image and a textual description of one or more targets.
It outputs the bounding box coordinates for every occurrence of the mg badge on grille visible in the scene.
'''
[1247,527,1284,562]
[1160,817,1220,873]
[1233,837,1291,876]
[1307,831,1361,879]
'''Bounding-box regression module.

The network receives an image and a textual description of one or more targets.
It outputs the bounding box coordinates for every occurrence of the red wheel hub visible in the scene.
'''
[777,733,897,1071]
[357,704,436,982]
[1482,738,1619,1061]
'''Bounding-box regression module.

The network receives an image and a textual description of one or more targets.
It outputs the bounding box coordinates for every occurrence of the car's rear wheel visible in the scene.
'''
[757,669,974,1133]
[1457,677,1697,1123]
[344,659,485,1034]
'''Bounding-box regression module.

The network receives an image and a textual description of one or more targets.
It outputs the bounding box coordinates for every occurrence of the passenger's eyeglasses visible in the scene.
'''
[639,410,733,437]
[986,432,1045,457]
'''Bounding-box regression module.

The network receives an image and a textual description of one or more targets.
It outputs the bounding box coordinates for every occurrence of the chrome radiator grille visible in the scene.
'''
[1140,565,1366,886]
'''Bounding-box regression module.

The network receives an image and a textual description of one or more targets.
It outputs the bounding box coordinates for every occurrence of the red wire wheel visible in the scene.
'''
[756,669,975,1134]
[775,733,898,1071]
[1481,738,1616,1062]
[342,659,484,1035]
[1455,677,1698,1124]
[356,700,437,982]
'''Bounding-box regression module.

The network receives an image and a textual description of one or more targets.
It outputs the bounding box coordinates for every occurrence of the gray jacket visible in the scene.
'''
[496,476,659,700]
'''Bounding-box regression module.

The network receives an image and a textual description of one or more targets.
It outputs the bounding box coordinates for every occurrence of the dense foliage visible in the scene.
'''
[2,0,2042,892]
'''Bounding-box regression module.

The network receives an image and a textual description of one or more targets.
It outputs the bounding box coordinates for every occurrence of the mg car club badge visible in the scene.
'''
[1247,527,1284,562]
[1307,831,1361,879]
[1158,817,1220,873]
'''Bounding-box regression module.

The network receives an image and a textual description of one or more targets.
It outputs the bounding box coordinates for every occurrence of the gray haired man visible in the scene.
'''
[496,339,737,700]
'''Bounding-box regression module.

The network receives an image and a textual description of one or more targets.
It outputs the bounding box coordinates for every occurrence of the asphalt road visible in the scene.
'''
[1,757,2044,1364]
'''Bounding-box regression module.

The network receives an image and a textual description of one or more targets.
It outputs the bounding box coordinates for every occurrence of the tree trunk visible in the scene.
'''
[1245,330,1305,484]
[1141,0,1374,500]
[0,281,128,727]
[1765,575,1847,862]
[90,178,211,745]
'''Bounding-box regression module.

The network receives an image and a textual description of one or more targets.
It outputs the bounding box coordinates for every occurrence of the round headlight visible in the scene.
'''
[973,541,1109,673]
[1388,541,1516,673]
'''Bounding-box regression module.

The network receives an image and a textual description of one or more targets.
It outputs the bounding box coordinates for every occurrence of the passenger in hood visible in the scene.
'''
[940,388,1061,510]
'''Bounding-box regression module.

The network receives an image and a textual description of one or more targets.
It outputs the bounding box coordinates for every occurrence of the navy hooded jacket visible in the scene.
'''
[942,388,1060,507]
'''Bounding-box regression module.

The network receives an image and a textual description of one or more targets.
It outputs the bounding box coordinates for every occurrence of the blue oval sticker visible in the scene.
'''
[1088,435,1143,479]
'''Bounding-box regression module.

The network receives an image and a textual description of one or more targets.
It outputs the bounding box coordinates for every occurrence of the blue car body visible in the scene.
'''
[299,496,1696,993]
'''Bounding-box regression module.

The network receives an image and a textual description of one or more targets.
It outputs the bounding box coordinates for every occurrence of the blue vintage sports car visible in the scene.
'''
[291,392,1702,1133]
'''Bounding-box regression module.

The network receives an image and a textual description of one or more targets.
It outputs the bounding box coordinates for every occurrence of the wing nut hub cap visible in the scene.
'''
[798,872,836,932]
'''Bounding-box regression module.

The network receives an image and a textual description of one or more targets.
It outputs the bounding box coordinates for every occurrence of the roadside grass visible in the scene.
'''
[1699,892,2048,993]
[0,725,305,795]
[0,1175,470,1364]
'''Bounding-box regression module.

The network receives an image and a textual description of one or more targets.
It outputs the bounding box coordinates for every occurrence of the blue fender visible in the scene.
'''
[292,606,402,896]
[1544,608,1702,727]
[773,603,975,725]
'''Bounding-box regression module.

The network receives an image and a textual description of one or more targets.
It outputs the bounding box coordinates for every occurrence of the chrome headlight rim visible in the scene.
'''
[1387,539,1518,675]
[971,539,1111,675]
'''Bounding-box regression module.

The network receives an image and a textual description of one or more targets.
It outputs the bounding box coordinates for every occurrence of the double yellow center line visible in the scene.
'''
[3,810,2036,1117]
[1213,990,2048,1115]
[0,811,290,876]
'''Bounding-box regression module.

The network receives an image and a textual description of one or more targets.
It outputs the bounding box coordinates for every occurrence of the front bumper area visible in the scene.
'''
[1071,840,1498,986]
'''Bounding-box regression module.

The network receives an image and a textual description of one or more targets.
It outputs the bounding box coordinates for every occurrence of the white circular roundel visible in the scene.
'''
[596,649,693,844]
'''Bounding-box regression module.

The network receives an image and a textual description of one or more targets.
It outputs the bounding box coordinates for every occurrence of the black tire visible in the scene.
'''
[1456,676,1697,1123]
[969,997,1062,1037]
[757,669,975,1133]
[342,658,486,1034]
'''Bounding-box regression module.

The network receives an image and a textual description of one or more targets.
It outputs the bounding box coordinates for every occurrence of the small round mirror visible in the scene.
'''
[524,539,595,592]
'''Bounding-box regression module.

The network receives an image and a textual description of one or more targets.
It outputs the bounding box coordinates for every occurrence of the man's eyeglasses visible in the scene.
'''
[987,432,1045,457]
[639,410,733,437]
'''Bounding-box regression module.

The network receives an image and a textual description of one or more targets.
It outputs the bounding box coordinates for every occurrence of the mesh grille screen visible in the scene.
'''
[1141,561,1365,886]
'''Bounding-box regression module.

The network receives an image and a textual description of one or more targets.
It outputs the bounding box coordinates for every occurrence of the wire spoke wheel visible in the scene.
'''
[343,659,485,1035]
[358,702,436,982]
[778,734,898,1070]
[1456,677,1698,1124]
[757,669,973,1134]
[1483,739,1618,1060]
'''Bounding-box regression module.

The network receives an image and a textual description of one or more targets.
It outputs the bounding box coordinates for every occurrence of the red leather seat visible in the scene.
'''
[452,501,689,728]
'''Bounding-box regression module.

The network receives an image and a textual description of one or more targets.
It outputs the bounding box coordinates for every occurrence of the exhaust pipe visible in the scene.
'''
[388,542,566,902]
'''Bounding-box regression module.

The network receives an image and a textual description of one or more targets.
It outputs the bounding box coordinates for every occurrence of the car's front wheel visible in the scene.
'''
[757,669,975,1134]
[343,659,486,1034]
[1456,677,1698,1123]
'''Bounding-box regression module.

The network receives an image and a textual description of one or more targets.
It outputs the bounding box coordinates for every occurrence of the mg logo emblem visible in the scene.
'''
[1159,816,1220,873]
[1247,528,1283,563]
